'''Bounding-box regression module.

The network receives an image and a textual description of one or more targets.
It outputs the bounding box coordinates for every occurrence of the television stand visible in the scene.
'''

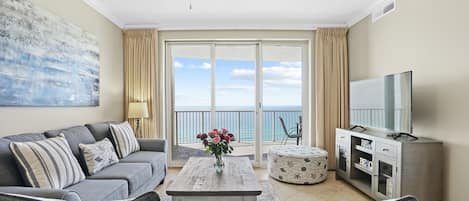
[335,128,442,201]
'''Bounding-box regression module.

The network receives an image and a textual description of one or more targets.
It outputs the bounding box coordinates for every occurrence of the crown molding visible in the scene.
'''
[346,0,387,27]
[123,23,348,31]
[82,0,125,28]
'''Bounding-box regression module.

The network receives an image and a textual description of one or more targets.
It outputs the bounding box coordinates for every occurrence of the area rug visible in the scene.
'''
[159,180,279,201]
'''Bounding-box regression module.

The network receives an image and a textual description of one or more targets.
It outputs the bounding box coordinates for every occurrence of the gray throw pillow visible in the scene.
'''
[79,138,119,175]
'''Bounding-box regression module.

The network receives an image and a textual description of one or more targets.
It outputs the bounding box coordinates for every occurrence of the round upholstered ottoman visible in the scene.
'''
[268,145,328,184]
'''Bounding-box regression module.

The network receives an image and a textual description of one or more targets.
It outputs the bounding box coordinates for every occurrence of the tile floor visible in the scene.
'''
[155,168,373,201]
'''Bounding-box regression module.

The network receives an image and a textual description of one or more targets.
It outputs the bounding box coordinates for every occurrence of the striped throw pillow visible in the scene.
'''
[9,134,85,189]
[79,138,119,175]
[110,122,140,158]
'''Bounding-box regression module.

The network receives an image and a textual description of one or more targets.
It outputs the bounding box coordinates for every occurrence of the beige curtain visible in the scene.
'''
[124,29,161,138]
[315,28,349,169]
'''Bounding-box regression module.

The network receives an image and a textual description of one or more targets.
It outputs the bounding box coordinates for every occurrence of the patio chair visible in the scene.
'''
[279,116,302,145]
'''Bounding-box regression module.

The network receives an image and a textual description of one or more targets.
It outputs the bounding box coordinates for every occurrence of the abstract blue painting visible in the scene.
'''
[0,0,100,106]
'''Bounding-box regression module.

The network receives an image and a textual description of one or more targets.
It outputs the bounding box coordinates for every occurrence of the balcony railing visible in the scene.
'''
[174,110,302,145]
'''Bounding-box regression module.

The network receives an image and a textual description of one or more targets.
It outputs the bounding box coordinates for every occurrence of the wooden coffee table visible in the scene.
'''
[166,157,262,201]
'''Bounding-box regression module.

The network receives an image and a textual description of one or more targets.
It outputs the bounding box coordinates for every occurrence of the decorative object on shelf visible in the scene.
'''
[196,128,235,174]
[359,157,373,171]
[128,102,149,136]
[361,139,372,149]
[0,0,100,106]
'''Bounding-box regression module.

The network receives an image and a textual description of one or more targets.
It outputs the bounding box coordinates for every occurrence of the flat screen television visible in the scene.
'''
[349,71,412,133]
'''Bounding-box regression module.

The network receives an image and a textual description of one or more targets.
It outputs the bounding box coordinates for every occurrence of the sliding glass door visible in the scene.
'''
[261,43,306,162]
[170,44,212,162]
[166,41,307,166]
[215,44,258,160]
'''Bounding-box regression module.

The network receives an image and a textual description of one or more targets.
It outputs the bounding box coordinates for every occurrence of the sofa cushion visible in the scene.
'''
[0,139,24,186]
[65,179,128,201]
[0,192,68,201]
[0,186,80,201]
[45,126,96,158]
[45,126,96,172]
[9,134,86,189]
[87,163,152,195]
[120,151,166,176]
[85,122,117,142]
[4,133,47,142]
[79,138,119,175]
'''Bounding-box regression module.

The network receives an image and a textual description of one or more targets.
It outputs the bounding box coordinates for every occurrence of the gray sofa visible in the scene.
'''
[0,122,167,201]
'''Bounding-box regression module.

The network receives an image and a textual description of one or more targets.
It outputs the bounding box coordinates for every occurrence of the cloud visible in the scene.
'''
[188,62,211,70]
[199,62,211,69]
[231,69,255,80]
[264,79,301,88]
[216,85,254,96]
[174,61,183,68]
[279,61,302,67]
[230,65,302,88]
[218,85,254,92]
[263,66,301,80]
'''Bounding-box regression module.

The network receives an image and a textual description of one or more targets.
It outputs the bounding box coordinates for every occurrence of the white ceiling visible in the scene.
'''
[83,0,379,30]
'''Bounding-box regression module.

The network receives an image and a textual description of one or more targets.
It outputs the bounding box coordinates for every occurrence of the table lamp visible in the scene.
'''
[128,102,149,134]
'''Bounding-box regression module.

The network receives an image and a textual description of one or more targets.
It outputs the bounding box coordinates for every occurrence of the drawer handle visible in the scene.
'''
[382,148,390,152]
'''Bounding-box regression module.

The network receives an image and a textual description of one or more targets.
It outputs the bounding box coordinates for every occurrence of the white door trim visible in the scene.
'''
[164,40,311,167]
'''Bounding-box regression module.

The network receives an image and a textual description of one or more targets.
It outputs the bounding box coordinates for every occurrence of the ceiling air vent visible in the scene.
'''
[371,0,396,23]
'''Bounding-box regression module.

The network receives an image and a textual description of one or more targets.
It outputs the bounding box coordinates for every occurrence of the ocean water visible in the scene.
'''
[175,106,302,144]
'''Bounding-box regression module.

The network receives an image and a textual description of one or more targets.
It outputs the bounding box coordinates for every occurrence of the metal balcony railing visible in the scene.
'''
[174,110,302,145]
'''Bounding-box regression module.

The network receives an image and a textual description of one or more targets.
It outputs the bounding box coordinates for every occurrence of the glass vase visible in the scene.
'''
[214,155,224,174]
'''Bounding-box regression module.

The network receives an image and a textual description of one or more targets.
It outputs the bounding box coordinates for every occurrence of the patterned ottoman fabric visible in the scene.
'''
[268,145,328,184]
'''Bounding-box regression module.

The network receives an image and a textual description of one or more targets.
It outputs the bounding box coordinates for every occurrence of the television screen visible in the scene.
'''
[350,71,412,133]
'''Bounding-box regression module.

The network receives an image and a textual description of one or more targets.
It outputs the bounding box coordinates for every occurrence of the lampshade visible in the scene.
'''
[128,102,149,119]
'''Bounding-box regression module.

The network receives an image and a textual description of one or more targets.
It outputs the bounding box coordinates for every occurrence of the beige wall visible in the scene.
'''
[0,0,124,135]
[348,0,469,200]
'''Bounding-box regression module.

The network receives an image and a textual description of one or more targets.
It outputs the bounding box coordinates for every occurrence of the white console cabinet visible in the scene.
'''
[335,128,443,201]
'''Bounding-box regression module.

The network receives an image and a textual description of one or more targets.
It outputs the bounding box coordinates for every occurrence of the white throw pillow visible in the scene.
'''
[79,138,119,175]
[110,122,140,158]
[9,134,85,189]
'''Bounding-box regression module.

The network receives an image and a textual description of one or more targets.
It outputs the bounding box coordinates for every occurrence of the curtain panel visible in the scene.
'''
[124,29,161,138]
[315,28,349,169]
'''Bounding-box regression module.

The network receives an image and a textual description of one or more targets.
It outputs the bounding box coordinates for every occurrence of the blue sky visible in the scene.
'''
[174,57,302,108]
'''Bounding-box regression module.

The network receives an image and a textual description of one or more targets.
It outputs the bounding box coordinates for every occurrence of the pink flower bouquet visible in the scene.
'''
[196,128,235,173]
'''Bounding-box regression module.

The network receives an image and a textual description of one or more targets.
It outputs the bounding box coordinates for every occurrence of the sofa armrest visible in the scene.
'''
[0,186,81,201]
[137,139,166,152]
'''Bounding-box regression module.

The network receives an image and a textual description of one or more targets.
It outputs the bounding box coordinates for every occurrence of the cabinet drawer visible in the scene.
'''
[336,133,348,144]
[376,141,397,158]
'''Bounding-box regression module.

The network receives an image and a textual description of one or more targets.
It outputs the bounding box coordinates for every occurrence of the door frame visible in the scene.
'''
[164,40,310,167]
